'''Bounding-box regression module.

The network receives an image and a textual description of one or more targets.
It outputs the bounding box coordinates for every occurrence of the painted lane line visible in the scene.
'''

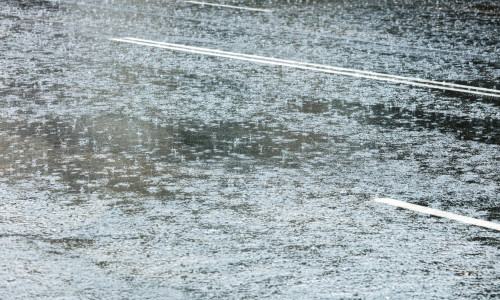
[114,37,500,98]
[113,38,500,98]
[110,38,469,93]
[374,198,500,231]
[110,37,500,98]
[185,1,272,12]
[123,37,500,96]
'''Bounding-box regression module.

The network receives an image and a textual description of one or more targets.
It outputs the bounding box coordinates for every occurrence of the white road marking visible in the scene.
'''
[124,37,500,95]
[184,1,272,12]
[374,198,500,231]
[110,37,500,98]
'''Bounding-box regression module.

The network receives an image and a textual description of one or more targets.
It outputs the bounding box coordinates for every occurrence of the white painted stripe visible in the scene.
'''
[111,37,500,98]
[184,1,272,12]
[124,37,500,95]
[374,198,500,231]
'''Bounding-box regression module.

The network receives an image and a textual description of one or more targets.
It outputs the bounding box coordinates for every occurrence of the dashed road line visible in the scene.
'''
[185,1,272,12]
[374,198,500,231]
[110,37,500,98]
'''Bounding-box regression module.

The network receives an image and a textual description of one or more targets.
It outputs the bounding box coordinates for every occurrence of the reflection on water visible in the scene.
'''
[363,103,500,144]
[1,98,498,211]
[11,0,61,11]
[0,114,334,196]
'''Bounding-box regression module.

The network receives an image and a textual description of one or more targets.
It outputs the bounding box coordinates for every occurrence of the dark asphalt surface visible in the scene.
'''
[1,0,499,298]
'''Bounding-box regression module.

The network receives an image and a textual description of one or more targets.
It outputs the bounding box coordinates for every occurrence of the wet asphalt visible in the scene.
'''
[1,0,499,298]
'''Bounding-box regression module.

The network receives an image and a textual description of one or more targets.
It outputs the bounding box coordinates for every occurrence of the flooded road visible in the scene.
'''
[1,0,499,298]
